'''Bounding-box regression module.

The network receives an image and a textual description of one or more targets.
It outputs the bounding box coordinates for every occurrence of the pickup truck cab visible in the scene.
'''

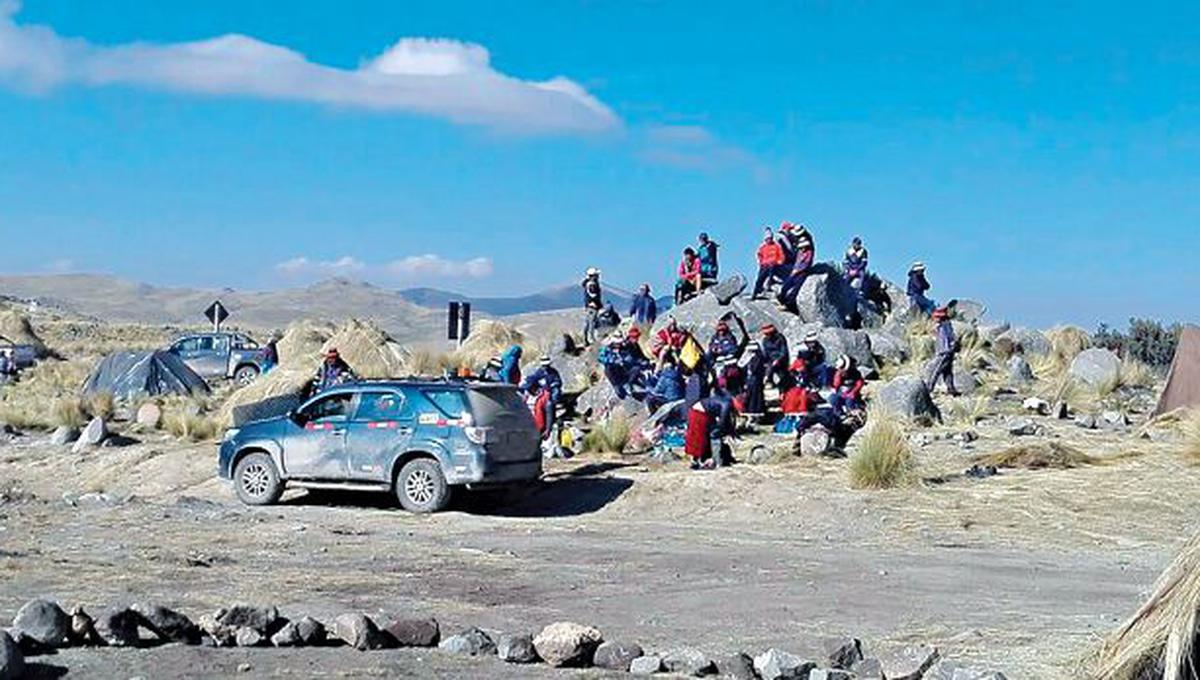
[168,332,265,385]
[218,380,542,513]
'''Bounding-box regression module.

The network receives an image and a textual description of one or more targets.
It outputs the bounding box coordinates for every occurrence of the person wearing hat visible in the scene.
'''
[794,330,831,388]
[707,311,749,365]
[582,267,605,346]
[600,327,651,400]
[776,235,815,314]
[628,283,658,328]
[907,262,935,315]
[521,355,565,449]
[843,236,869,296]
[313,348,356,393]
[646,350,686,414]
[481,356,504,382]
[828,354,866,416]
[753,227,786,299]
[926,307,960,396]
[759,323,793,391]
[736,338,768,418]
[675,247,703,305]
[697,232,720,287]
[498,345,523,385]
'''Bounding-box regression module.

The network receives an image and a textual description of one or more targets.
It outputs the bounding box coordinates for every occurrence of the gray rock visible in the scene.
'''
[1052,401,1070,419]
[575,381,646,428]
[715,652,757,679]
[235,627,267,647]
[135,402,163,429]
[134,603,200,644]
[1102,410,1130,427]
[874,375,941,423]
[1007,419,1042,436]
[95,606,150,647]
[929,660,1007,680]
[866,330,909,365]
[0,631,25,680]
[794,264,860,327]
[1022,397,1050,415]
[1075,414,1099,430]
[810,326,878,375]
[594,640,645,671]
[798,426,833,457]
[822,637,864,669]
[72,416,108,452]
[50,425,79,446]
[950,299,987,323]
[533,621,603,667]
[1069,348,1121,387]
[662,647,716,676]
[12,599,71,648]
[880,645,940,680]
[216,604,280,634]
[852,657,885,679]
[1007,355,1034,384]
[495,632,539,663]
[978,322,1011,344]
[332,613,388,651]
[439,627,496,656]
[631,654,665,675]
[384,617,439,647]
[997,327,1051,356]
[711,274,748,305]
[754,648,816,680]
[811,670,855,680]
[657,292,789,348]
[68,606,103,646]
[198,613,237,647]
[270,617,326,647]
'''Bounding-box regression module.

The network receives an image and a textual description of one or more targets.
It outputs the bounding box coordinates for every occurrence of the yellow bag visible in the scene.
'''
[679,336,703,370]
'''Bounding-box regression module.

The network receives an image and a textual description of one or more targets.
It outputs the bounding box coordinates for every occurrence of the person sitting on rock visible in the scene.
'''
[759,324,793,391]
[776,235,814,314]
[628,283,658,327]
[652,317,689,361]
[907,261,936,315]
[521,356,565,454]
[707,312,749,365]
[752,228,786,299]
[481,356,504,382]
[794,330,832,387]
[646,351,686,414]
[925,307,960,396]
[828,354,866,416]
[314,348,356,393]
[697,232,720,288]
[599,328,651,401]
[676,247,704,305]
[842,236,869,297]
[498,345,523,385]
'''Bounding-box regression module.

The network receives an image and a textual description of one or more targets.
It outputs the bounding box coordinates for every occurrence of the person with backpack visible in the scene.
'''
[907,262,936,315]
[752,228,786,299]
[843,236,869,297]
[828,354,866,416]
[582,267,604,346]
[926,307,960,395]
[675,247,703,305]
[697,232,720,287]
[628,283,658,327]
[777,235,814,314]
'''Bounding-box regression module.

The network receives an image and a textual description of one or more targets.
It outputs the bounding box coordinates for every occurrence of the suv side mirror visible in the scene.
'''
[289,409,307,426]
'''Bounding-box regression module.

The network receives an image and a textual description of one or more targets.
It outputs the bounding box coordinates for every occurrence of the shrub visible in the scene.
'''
[1094,318,1182,367]
[580,417,632,454]
[54,397,88,429]
[1183,411,1200,464]
[1047,325,1091,364]
[85,391,115,421]
[164,412,221,442]
[849,413,913,489]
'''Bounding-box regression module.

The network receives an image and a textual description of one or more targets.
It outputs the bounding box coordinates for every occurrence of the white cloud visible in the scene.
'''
[275,254,493,283]
[0,1,618,134]
[639,124,759,172]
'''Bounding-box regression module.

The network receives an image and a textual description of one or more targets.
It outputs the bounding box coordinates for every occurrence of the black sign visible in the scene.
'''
[205,300,230,329]
[447,302,460,340]
[460,302,471,341]
[447,301,472,341]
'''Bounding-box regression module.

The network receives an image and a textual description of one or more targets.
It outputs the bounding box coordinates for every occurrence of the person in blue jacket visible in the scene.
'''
[521,356,564,435]
[628,283,658,327]
[646,352,686,414]
[498,345,523,385]
[925,307,960,395]
[907,262,936,315]
[697,232,720,286]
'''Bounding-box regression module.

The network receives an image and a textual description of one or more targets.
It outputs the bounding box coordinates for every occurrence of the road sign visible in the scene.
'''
[205,300,229,331]
[446,301,472,346]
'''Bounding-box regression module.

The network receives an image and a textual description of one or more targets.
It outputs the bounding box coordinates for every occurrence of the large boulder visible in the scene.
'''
[0,631,24,680]
[873,376,940,423]
[754,648,817,680]
[495,633,539,664]
[594,640,645,671]
[866,330,909,365]
[134,603,200,644]
[1007,355,1034,385]
[95,606,154,647]
[12,599,71,648]
[663,647,716,676]
[271,616,327,647]
[332,613,389,651]
[439,627,496,656]
[880,645,940,680]
[216,605,280,634]
[996,327,1051,356]
[660,294,788,347]
[533,622,603,668]
[1069,348,1121,387]
[950,299,987,323]
[575,381,647,428]
[809,326,878,375]
[793,263,860,327]
[384,617,439,647]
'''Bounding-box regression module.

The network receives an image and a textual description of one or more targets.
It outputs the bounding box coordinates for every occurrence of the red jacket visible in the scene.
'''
[833,369,865,400]
[781,387,811,414]
[678,256,701,282]
[653,328,688,358]
[757,241,784,267]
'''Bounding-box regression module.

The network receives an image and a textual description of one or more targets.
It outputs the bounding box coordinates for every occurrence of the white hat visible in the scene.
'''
[836,354,852,370]
[911,261,926,271]
[586,267,601,276]
[539,355,553,366]
[804,330,819,342]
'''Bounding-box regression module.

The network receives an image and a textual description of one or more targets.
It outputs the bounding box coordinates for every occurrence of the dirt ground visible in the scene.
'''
[1,415,1194,679]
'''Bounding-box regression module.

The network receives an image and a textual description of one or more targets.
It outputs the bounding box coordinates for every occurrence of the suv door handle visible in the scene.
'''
[331,429,347,436]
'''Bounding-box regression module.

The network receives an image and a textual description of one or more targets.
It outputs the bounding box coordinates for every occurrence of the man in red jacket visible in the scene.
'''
[752,228,785,299]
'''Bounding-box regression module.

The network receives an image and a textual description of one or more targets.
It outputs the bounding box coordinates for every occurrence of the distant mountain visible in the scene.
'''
[399,283,671,316]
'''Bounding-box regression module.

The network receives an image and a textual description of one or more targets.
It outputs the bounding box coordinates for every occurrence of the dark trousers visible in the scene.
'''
[778,271,809,311]
[675,279,699,305]
[604,365,630,400]
[926,352,957,393]
[752,265,781,297]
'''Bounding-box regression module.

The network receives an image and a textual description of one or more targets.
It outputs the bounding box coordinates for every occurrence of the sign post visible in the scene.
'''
[446,301,472,349]
[205,300,230,332]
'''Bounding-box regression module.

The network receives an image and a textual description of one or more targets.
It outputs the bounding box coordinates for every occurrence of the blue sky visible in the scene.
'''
[0,1,1197,327]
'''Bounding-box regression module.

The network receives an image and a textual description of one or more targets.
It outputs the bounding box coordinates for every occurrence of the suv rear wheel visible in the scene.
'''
[395,458,451,513]
[234,364,261,386]
[233,452,283,505]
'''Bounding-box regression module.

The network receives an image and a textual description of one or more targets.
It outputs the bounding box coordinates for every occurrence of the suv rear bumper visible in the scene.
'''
[446,457,541,486]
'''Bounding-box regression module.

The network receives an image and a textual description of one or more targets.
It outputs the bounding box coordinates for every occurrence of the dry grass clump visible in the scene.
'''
[0,310,48,356]
[1182,411,1200,465]
[54,397,88,429]
[1091,530,1200,680]
[974,441,1097,470]
[905,318,936,363]
[849,411,913,489]
[455,320,525,370]
[580,417,632,455]
[163,399,222,441]
[404,348,458,378]
[276,319,336,368]
[946,394,991,426]
[84,391,115,421]
[322,318,410,379]
[1047,325,1092,365]
[0,358,92,429]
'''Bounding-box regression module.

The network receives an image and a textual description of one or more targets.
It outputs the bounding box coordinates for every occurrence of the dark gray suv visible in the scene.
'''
[218,380,542,513]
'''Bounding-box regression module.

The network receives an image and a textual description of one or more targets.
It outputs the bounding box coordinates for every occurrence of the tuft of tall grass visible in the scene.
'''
[54,397,88,429]
[849,411,914,489]
[85,391,115,421]
[1047,325,1092,365]
[1182,410,1200,465]
[580,417,632,455]
[164,411,221,442]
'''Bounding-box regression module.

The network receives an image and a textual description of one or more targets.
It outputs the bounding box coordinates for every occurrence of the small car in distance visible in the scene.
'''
[218,380,542,513]
[168,332,266,385]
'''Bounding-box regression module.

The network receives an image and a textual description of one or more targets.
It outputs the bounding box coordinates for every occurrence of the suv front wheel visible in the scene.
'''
[233,452,284,506]
[395,458,451,513]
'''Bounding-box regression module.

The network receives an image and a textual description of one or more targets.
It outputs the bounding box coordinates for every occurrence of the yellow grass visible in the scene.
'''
[581,417,632,455]
[849,411,914,489]
[1047,325,1092,365]
[1183,411,1200,465]
[974,441,1098,470]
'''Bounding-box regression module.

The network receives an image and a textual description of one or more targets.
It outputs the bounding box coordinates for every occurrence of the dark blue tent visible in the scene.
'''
[82,350,210,400]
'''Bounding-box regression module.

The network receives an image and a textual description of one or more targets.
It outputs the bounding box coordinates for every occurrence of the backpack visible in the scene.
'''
[679,336,704,370]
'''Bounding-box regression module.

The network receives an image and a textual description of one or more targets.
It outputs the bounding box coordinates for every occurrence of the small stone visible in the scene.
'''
[384,617,439,647]
[332,613,388,651]
[1051,401,1070,419]
[72,417,108,452]
[1021,397,1050,415]
[12,599,72,648]
[1075,414,1098,429]
[594,640,645,672]
[630,654,665,675]
[714,652,757,679]
[134,603,200,644]
[136,402,163,429]
[1007,419,1040,436]
[236,662,252,673]
[438,627,496,656]
[235,627,266,647]
[96,606,150,647]
[217,604,280,634]
[662,647,716,676]
[198,612,237,647]
[50,425,79,446]
[495,633,538,664]
[1101,410,1130,427]
[754,648,817,680]
[822,637,864,669]
[532,621,603,667]
[798,426,833,457]
[68,606,103,646]
[881,645,940,680]
[0,632,26,680]
[956,430,979,444]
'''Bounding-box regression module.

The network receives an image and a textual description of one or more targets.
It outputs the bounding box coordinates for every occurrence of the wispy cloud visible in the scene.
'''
[0,1,618,134]
[638,124,767,178]
[275,254,494,284]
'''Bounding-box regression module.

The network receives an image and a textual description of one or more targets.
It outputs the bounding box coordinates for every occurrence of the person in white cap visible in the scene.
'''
[907,261,935,315]
[521,355,566,457]
[581,267,604,346]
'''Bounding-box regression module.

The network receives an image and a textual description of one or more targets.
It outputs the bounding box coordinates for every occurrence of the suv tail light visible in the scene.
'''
[464,426,491,445]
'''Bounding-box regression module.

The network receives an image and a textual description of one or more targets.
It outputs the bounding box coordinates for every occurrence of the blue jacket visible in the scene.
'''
[651,364,685,402]
[760,332,790,369]
[907,271,930,297]
[707,330,742,361]
[698,241,720,279]
[935,320,957,356]
[843,247,868,274]
[498,345,522,385]
[628,293,658,325]
[521,366,563,402]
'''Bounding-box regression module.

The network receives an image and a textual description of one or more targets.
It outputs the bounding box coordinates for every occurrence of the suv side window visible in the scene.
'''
[302,393,355,423]
[422,389,467,418]
[195,336,215,352]
[174,337,199,353]
[211,335,230,354]
[354,392,406,421]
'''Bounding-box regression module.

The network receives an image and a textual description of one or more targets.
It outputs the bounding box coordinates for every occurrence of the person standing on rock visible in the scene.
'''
[926,307,961,396]
[697,232,720,288]
[628,283,658,328]
[675,247,704,305]
[582,267,604,346]
[907,262,936,315]
[828,354,866,415]
[753,228,786,299]
[776,235,814,314]
[842,236,869,297]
